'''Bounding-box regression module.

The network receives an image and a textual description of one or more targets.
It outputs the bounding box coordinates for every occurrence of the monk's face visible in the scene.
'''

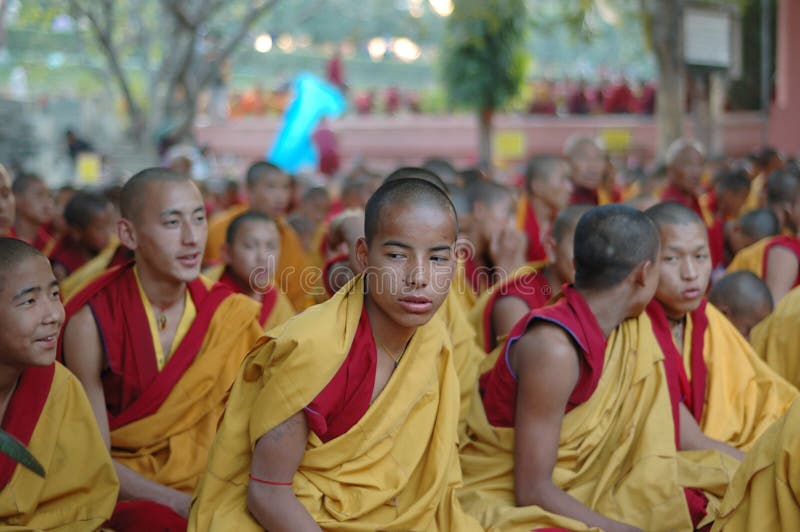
[357,202,456,330]
[224,219,280,292]
[0,171,15,236]
[121,180,207,283]
[569,142,605,190]
[248,171,292,217]
[16,178,54,226]
[0,255,63,368]
[76,204,115,254]
[531,160,573,212]
[655,222,711,318]
[669,147,705,196]
[473,195,514,247]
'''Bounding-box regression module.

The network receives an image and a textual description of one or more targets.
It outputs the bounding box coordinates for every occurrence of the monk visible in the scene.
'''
[460,204,718,531]
[449,185,478,312]
[708,271,773,339]
[564,135,610,205]
[462,180,527,293]
[710,400,800,531]
[0,238,118,529]
[10,173,55,253]
[470,204,590,353]
[644,201,797,453]
[189,177,481,531]
[0,165,15,237]
[725,208,779,257]
[320,209,364,297]
[49,191,115,281]
[205,211,295,328]
[516,155,573,262]
[751,285,800,389]
[204,162,314,311]
[60,168,264,528]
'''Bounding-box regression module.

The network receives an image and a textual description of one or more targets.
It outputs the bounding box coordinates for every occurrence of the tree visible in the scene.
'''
[442,0,528,169]
[66,0,280,144]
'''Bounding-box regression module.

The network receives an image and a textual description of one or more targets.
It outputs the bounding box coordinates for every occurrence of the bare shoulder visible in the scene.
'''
[63,304,99,338]
[509,321,581,372]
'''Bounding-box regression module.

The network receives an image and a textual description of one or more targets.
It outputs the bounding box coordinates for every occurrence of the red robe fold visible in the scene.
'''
[59,262,232,429]
[569,185,600,206]
[0,364,55,490]
[8,226,54,254]
[303,305,375,442]
[322,252,350,298]
[480,285,607,427]
[217,267,278,327]
[48,235,88,275]
[521,201,548,262]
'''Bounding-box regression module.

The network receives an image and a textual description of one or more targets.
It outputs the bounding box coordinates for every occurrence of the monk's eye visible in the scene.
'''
[194,214,206,224]
[50,288,60,299]
[695,253,708,260]
[431,255,450,264]
[164,219,179,228]
[19,297,35,307]
[386,253,405,260]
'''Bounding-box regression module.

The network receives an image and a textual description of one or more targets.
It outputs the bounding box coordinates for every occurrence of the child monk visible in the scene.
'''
[10,173,55,253]
[516,155,573,262]
[59,168,265,528]
[189,177,482,531]
[204,162,313,311]
[49,191,115,281]
[460,204,706,532]
[470,204,590,353]
[708,271,773,339]
[0,237,118,529]
[0,165,15,237]
[205,211,294,328]
[644,201,797,453]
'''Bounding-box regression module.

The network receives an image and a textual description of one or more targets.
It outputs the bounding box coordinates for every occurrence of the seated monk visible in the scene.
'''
[449,185,478,312]
[49,191,115,281]
[204,211,294,329]
[564,135,613,205]
[189,177,482,531]
[470,204,590,354]
[204,162,314,311]
[751,285,800,390]
[0,238,118,529]
[516,155,573,262]
[320,209,364,298]
[725,208,779,258]
[59,168,265,529]
[708,271,773,340]
[0,165,14,237]
[58,239,133,302]
[710,399,800,531]
[459,205,732,532]
[10,173,55,254]
[644,202,797,453]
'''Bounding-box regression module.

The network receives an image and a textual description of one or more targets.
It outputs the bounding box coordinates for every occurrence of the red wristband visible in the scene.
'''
[248,473,293,486]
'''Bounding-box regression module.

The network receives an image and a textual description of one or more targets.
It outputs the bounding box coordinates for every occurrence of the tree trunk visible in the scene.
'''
[478,107,493,171]
[646,0,685,159]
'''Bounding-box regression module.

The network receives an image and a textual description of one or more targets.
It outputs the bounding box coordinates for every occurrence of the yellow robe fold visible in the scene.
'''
[204,205,315,311]
[458,313,737,532]
[692,304,798,450]
[451,259,477,313]
[726,236,771,276]
[189,276,482,531]
[751,285,800,389]
[111,290,264,494]
[0,363,119,530]
[710,400,800,532]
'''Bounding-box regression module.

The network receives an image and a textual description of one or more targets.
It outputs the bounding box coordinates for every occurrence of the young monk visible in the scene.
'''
[725,208,779,257]
[708,271,773,339]
[189,177,482,531]
[750,285,800,390]
[0,165,15,237]
[564,135,610,205]
[60,168,264,528]
[321,209,364,297]
[49,191,115,281]
[460,204,698,532]
[516,155,573,262]
[644,201,797,453]
[204,162,313,311]
[0,238,118,529]
[470,204,590,353]
[205,211,295,328]
[10,173,55,253]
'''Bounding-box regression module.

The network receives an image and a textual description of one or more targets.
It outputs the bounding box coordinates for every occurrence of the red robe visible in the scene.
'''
[48,235,88,275]
[520,201,548,263]
[216,267,279,327]
[569,185,600,206]
[8,226,54,254]
[480,286,607,427]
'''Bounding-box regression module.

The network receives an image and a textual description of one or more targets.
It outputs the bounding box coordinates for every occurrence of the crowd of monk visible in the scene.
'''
[0,133,798,531]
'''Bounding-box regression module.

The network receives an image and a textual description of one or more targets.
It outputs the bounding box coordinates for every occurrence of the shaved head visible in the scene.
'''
[524,155,566,191]
[739,208,779,240]
[552,204,592,242]
[645,201,705,229]
[120,167,192,223]
[465,180,513,211]
[384,166,450,194]
[709,271,773,317]
[0,238,44,293]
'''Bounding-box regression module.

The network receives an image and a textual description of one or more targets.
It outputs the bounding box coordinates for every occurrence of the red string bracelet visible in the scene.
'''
[248,473,293,486]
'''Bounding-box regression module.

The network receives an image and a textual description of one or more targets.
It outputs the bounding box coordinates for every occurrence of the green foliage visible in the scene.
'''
[0,429,45,478]
[441,0,528,111]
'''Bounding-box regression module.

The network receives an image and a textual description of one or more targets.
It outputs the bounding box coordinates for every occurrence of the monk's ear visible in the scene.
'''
[117,218,137,250]
[633,259,653,287]
[354,237,369,272]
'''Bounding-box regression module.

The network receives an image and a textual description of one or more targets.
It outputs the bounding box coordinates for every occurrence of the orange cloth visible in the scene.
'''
[204,205,314,311]
[189,276,482,531]
[0,363,119,530]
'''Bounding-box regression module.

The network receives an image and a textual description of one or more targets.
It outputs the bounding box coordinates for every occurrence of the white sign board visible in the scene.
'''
[684,7,732,68]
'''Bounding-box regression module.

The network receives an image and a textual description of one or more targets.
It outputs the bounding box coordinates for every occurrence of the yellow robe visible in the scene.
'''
[110,282,265,494]
[710,400,800,532]
[189,276,482,531]
[690,304,798,450]
[726,236,772,276]
[458,313,737,532]
[751,285,800,389]
[451,259,477,314]
[0,363,119,530]
[204,205,315,311]
[60,238,122,303]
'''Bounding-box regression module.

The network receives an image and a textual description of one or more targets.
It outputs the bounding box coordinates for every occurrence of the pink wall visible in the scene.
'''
[768,0,800,154]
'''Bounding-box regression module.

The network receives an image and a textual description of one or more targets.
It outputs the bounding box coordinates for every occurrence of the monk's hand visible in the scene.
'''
[170,491,192,518]
[489,227,527,280]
